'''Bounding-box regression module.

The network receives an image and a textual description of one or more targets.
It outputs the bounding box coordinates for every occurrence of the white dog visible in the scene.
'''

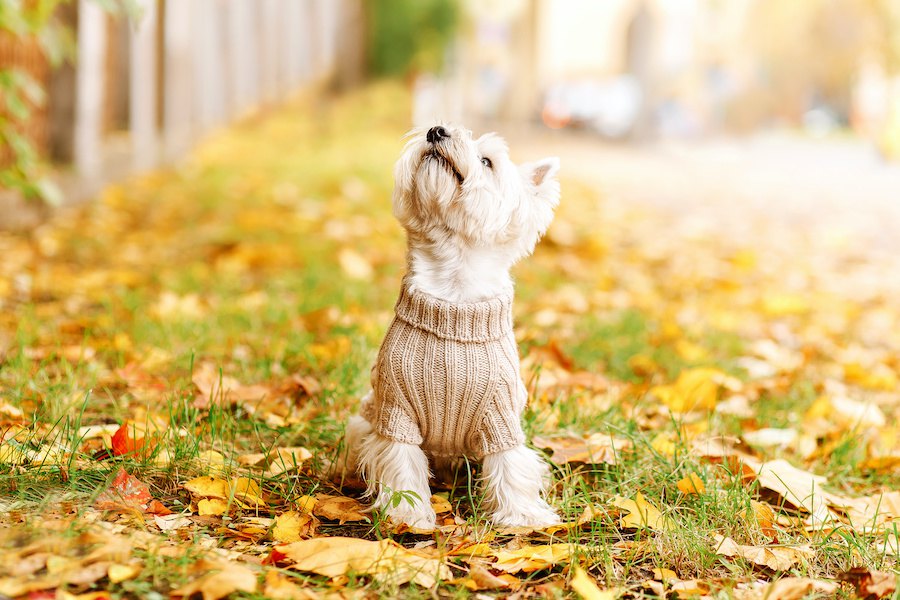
[342,124,561,530]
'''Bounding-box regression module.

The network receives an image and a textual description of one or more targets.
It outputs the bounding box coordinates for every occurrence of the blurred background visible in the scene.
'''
[2,0,900,223]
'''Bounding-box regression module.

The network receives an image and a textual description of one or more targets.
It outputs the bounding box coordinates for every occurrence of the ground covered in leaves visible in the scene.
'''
[1,83,899,599]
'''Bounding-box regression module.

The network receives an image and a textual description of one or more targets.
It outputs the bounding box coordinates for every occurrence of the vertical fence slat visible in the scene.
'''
[164,0,193,158]
[74,0,107,180]
[130,0,159,170]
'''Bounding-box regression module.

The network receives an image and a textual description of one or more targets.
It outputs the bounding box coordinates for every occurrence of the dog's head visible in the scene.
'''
[392,124,560,262]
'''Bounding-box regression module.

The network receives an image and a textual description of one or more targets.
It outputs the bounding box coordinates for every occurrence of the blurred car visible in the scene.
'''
[541,76,643,139]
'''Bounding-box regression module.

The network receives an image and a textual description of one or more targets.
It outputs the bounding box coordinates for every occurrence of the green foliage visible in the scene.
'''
[1,0,138,204]
[366,0,459,77]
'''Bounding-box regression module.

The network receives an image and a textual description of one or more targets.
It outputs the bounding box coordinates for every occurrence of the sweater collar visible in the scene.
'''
[394,285,513,342]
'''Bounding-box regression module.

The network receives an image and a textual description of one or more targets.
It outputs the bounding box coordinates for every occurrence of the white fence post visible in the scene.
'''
[74,0,107,181]
[129,0,159,170]
[164,0,193,159]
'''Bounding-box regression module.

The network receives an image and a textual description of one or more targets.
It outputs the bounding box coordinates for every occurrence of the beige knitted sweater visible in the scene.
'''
[363,284,526,458]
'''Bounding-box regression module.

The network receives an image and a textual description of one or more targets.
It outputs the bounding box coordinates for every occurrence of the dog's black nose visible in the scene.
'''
[426,126,449,144]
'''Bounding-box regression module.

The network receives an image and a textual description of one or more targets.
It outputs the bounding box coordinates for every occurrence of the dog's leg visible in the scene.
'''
[481,444,559,528]
[358,432,436,530]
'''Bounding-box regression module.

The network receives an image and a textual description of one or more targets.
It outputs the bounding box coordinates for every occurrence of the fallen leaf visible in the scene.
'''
[185,476,229,499]
[171,560,257,600]
[676,473,705,495]
[839,568,897,599]
[649,367,729,414]
[753,577,838,599]
[464,565,514,590]
[154,514,192,531]
[313,495,370,523]
[612,494,674,531]
[94,469,152,512]
[431,494,453,514]
[192,361,271,408]
[198,498,230,516]
[533,433,631,465]
[272,537,450,587]
[570,566,617,599]
[714,534,814,571]
[107,563,141,583]
[263,570,315,599]
[491,543,578,573]
[746,458,833,525]
[272,511,317,543]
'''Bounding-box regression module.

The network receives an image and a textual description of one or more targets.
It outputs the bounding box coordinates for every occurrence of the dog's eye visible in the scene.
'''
[481,157,492,169]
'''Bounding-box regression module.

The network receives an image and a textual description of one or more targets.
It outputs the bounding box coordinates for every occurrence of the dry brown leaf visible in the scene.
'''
[271,537,450,587]
[533,433,631,465]
[171,560,257,600]
[714,534,814,571]
[192,361,271,408]
[313,494,370,523]
[464,565,514,590]
[745,458,833,524]
[839,568,897,599]
[752,577,838,600]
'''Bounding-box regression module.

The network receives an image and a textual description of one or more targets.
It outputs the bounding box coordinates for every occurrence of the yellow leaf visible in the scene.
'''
[272,511,310,544]
[275,537,450,587]
[197,450,226,475]
[571,566,617,600]
[612,493,674,531]
[107,564,141,583]
[649,368,726,414]
[198,498,230,516]
[231,477,265,507]
[650,433,677,457]
[171,561,257,600]
[294,495,316,515]
[492,543,578,573]
[676,473,705,495]
[431,494,453,514]
[652,567,677,581]
[184,476,228,499]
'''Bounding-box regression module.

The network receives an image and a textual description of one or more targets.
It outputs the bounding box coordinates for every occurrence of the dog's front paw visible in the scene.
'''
[491,499,560,529]
[385,504,437,531]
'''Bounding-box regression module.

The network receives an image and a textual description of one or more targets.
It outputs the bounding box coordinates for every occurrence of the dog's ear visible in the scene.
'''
[523,157,560,186]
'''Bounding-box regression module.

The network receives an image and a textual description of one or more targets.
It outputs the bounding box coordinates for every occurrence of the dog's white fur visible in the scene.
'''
[343,124,561,529]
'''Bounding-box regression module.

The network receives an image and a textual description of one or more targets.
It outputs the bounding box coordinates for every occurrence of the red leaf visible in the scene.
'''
[262,547,289,566]
[111,422,146,457]
[94,468,153,512]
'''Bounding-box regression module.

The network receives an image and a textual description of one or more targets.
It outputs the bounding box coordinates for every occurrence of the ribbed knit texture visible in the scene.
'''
[363,284,526,458]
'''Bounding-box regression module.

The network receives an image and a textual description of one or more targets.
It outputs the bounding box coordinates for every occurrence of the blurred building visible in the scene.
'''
[443,0,900,150]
